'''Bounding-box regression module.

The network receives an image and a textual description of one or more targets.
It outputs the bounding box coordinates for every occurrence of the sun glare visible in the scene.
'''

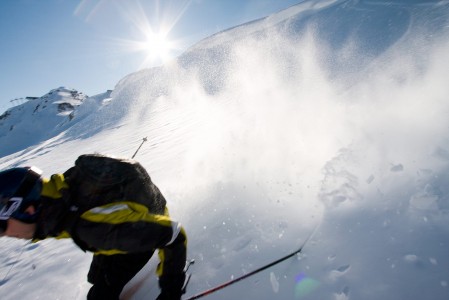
[125,0,191,68]
[141,30,174,63]
[76,0,189,69]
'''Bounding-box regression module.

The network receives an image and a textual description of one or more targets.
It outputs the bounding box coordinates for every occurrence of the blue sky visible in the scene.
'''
[0,0,300,114]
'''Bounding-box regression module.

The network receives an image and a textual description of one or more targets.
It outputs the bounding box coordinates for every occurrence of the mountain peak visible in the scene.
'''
[0,87,111,157]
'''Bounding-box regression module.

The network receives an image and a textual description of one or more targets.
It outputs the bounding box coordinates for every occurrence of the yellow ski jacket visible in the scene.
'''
[35,173,187,290]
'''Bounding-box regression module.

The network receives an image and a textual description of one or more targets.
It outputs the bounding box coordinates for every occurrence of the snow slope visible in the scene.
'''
[1,0,449,299]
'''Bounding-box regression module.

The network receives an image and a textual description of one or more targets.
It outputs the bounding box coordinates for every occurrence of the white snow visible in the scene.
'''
[1,0,449,299]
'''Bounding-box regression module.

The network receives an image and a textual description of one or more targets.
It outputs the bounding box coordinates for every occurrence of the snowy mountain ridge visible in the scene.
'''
[0,87,112,157]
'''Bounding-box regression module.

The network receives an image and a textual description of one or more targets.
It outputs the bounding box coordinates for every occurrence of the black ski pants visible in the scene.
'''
[86,251,154,300]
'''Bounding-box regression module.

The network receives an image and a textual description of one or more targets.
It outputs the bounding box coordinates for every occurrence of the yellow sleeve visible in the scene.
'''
[34,174,71,241]
[41,174,69,198]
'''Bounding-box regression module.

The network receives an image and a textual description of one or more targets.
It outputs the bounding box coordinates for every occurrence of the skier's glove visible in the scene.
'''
[156,291,182,300]
[157,273,185,300]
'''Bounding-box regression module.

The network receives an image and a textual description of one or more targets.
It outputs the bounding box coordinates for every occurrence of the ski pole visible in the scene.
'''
[184,229,316,300]
[1,240,31,284]
[131,137,148,159]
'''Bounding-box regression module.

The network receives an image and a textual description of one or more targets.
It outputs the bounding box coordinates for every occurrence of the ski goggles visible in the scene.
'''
[0,196,23,220]
[0,196,23,236]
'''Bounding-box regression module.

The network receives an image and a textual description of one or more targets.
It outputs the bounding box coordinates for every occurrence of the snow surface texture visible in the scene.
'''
[1,0,449,299]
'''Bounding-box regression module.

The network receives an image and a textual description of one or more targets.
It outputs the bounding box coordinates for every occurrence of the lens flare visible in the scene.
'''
[294,272,320,298]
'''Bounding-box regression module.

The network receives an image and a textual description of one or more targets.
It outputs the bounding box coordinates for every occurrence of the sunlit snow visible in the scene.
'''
[1,0,449,299]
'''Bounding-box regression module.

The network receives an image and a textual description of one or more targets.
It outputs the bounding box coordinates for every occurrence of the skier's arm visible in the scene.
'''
[156,226,187,300]
[34,174,73,240]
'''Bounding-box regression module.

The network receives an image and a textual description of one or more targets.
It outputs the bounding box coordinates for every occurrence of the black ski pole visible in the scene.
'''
[131,137,148,159]
[184,229,316,300]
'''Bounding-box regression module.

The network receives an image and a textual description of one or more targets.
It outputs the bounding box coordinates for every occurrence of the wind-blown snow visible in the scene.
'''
[1,0,449,299]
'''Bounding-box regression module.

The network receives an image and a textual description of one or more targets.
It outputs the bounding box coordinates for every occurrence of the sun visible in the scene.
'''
[123,25,179,68]
[142,30,174,63]
[76,0,188,69]
[125,21,182,69]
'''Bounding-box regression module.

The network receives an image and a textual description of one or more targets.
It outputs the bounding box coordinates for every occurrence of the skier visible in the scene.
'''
[0,155,187,300]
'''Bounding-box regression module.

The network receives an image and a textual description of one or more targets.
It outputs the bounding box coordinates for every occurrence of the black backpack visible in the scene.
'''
[35,154,167,244]
[63,154,167,215]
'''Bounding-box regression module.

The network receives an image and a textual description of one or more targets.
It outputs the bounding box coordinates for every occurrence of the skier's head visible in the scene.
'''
[0,167,43,235]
